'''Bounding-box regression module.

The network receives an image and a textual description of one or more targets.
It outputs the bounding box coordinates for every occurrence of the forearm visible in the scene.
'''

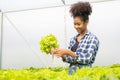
[66,49,76,58]
[61,50,76,61]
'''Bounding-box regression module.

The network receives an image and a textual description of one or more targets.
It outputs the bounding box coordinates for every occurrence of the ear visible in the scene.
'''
[84,20,89,25]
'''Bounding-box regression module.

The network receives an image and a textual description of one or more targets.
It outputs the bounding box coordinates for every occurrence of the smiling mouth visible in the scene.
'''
[76,29,80,32]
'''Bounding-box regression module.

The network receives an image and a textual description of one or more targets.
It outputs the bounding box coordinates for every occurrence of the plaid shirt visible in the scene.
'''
[65,31,99,65]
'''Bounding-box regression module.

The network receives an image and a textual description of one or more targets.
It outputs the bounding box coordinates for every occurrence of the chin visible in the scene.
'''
[77,31,81,33]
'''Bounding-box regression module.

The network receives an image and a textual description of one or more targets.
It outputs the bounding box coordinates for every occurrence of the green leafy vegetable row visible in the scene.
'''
[0,64,120,80]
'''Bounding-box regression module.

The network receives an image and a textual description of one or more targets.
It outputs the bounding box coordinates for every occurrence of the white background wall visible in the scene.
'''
[90,1,120,66]
[1,0,120,69]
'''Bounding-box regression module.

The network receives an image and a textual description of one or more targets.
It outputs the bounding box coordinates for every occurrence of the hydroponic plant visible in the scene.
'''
[0,64,120,80]
[39,34,59,54]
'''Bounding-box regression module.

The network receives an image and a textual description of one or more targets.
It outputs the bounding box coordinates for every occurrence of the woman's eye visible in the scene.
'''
[74,24,76,25]
[77,23,80,26]
[74,23,80,25]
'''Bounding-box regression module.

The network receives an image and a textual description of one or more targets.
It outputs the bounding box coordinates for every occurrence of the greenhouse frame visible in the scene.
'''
[0,0,120,69]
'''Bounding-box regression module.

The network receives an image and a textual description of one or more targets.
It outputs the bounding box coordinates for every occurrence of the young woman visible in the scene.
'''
[53,1,99,75]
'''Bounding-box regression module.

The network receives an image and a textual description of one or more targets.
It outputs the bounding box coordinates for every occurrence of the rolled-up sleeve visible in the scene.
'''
[62,53,75,63]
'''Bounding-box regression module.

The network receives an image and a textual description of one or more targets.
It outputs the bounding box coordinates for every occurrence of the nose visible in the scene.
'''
[74,25,79,28]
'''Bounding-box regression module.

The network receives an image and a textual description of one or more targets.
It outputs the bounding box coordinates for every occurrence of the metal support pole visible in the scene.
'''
[0,10,3,69]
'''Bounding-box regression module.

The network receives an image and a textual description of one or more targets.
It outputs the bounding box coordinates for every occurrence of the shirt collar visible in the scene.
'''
[76,30,91,37]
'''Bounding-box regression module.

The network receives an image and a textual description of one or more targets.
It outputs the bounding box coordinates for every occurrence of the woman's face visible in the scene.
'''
[74,17,88,34]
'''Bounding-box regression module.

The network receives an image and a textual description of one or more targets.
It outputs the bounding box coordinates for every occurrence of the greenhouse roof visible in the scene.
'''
[0,0,115,13]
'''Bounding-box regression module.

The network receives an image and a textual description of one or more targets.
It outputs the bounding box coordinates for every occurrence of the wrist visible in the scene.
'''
[62,55,66,61]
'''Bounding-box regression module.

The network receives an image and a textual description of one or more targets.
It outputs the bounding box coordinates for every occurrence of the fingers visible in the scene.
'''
[53,49,60,54]
[55,54,61,58]
[50,48,57,54]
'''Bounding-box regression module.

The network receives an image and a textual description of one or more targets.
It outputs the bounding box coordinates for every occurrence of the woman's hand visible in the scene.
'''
[54,48,68,58]
[51,48,76,58]
[50,48,57,54]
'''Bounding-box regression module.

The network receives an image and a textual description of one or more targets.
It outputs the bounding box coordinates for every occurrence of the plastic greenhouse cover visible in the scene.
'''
[0,0,115,12]
[0,0,64,12]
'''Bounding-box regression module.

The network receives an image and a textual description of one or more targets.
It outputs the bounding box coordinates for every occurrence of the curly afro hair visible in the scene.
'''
[70,2,92,22]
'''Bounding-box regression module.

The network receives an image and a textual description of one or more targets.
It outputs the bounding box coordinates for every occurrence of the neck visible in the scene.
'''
[77,29,88,42]
[80,29,88,36]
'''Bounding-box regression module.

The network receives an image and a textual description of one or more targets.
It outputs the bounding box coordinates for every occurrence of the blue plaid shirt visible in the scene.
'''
[65,31,99,65]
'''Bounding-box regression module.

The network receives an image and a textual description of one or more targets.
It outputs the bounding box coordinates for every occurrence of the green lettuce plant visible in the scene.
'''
[39,34,59,54]
[0,64,120,80]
